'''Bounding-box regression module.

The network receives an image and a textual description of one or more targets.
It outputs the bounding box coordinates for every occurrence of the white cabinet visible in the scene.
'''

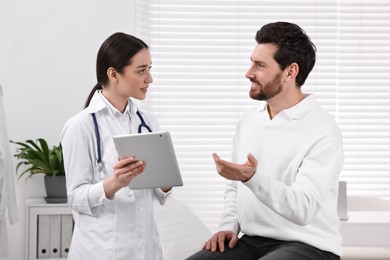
[26,199,73,260]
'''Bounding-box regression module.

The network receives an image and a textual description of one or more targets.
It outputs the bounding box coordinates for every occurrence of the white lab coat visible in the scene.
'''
[0,84,19,257]
[61,91,169,260]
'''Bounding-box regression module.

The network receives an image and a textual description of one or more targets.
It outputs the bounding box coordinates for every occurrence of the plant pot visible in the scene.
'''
[44,175,67,203]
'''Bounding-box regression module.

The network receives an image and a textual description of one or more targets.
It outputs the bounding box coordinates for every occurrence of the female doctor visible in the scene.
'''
[60,32,171,260]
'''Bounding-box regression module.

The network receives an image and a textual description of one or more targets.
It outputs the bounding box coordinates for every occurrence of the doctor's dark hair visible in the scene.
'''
[84,32,149,108]
[255,22,316,87]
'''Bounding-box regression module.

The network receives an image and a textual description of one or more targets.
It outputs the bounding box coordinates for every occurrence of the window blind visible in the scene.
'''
[338,1,390,196]
[135,0,390,232]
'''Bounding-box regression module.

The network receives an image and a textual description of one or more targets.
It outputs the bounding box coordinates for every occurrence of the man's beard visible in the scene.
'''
[249,72,283,101]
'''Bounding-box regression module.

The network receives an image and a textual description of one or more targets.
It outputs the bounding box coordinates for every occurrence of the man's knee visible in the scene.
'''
[186,249,218,260]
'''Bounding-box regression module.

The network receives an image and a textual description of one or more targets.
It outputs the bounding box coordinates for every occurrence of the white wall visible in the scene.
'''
[0,1,136,259]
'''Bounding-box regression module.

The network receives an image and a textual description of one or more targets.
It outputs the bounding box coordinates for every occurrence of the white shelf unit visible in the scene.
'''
[26,199,73,260]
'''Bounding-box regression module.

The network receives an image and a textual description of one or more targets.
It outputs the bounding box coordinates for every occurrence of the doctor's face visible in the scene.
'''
[245,43,283,101]
[117,48,153,100]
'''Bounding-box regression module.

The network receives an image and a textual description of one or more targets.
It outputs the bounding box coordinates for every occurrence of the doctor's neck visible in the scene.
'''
[101,88,128,114]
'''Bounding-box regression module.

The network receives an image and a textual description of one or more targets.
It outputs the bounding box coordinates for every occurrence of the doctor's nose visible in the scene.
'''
[146,71,153,84]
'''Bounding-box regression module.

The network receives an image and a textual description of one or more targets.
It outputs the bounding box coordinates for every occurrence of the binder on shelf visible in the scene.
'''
[49,215,61,258]
[37,215,50,258]
[60,214,73,258]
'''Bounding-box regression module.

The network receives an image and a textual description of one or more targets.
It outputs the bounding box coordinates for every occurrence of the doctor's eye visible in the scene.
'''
[136,66,152,75]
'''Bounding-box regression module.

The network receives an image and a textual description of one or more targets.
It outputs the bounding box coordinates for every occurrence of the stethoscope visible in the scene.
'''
[91,110,152,172]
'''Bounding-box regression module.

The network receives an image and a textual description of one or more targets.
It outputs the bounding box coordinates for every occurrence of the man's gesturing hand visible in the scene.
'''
[212,153,257,182]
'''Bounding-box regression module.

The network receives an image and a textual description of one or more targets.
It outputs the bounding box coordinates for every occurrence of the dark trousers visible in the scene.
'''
[186,235,340,260]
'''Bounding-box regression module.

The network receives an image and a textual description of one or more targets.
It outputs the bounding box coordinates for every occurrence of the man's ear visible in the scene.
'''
[286,62,299,79]
[283,62,299,86]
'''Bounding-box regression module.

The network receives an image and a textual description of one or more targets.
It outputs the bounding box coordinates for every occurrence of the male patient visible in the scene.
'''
[187,21,344,260]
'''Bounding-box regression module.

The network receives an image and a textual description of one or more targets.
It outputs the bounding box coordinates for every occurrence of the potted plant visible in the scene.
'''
[10,138,67,203]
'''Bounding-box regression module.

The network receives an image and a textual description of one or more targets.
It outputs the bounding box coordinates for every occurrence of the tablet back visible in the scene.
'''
[113,131,183,190]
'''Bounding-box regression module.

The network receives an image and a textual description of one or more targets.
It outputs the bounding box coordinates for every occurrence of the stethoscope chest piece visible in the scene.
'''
[96,161,104,172]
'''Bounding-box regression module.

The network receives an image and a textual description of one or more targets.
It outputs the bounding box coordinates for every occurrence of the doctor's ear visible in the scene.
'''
[107,67,119,82]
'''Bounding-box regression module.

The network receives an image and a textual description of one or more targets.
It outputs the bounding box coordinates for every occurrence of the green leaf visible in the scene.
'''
[10,138,65,179]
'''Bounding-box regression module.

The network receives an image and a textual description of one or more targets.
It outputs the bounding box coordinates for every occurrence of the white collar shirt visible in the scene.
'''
[61,90,168,260]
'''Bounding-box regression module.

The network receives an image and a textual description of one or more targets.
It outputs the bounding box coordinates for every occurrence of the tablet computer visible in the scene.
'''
[112,131,183,190]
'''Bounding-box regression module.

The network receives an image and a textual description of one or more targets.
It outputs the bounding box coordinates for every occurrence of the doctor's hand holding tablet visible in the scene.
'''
[103,156,145,198]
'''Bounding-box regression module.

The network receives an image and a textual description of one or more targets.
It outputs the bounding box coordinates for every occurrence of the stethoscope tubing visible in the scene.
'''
[91,110,152,171]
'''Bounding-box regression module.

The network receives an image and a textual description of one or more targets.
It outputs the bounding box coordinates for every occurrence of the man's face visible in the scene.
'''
[245,43,283,101]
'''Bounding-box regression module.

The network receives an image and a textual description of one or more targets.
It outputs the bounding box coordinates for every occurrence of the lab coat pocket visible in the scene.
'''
[78,205,114,232]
